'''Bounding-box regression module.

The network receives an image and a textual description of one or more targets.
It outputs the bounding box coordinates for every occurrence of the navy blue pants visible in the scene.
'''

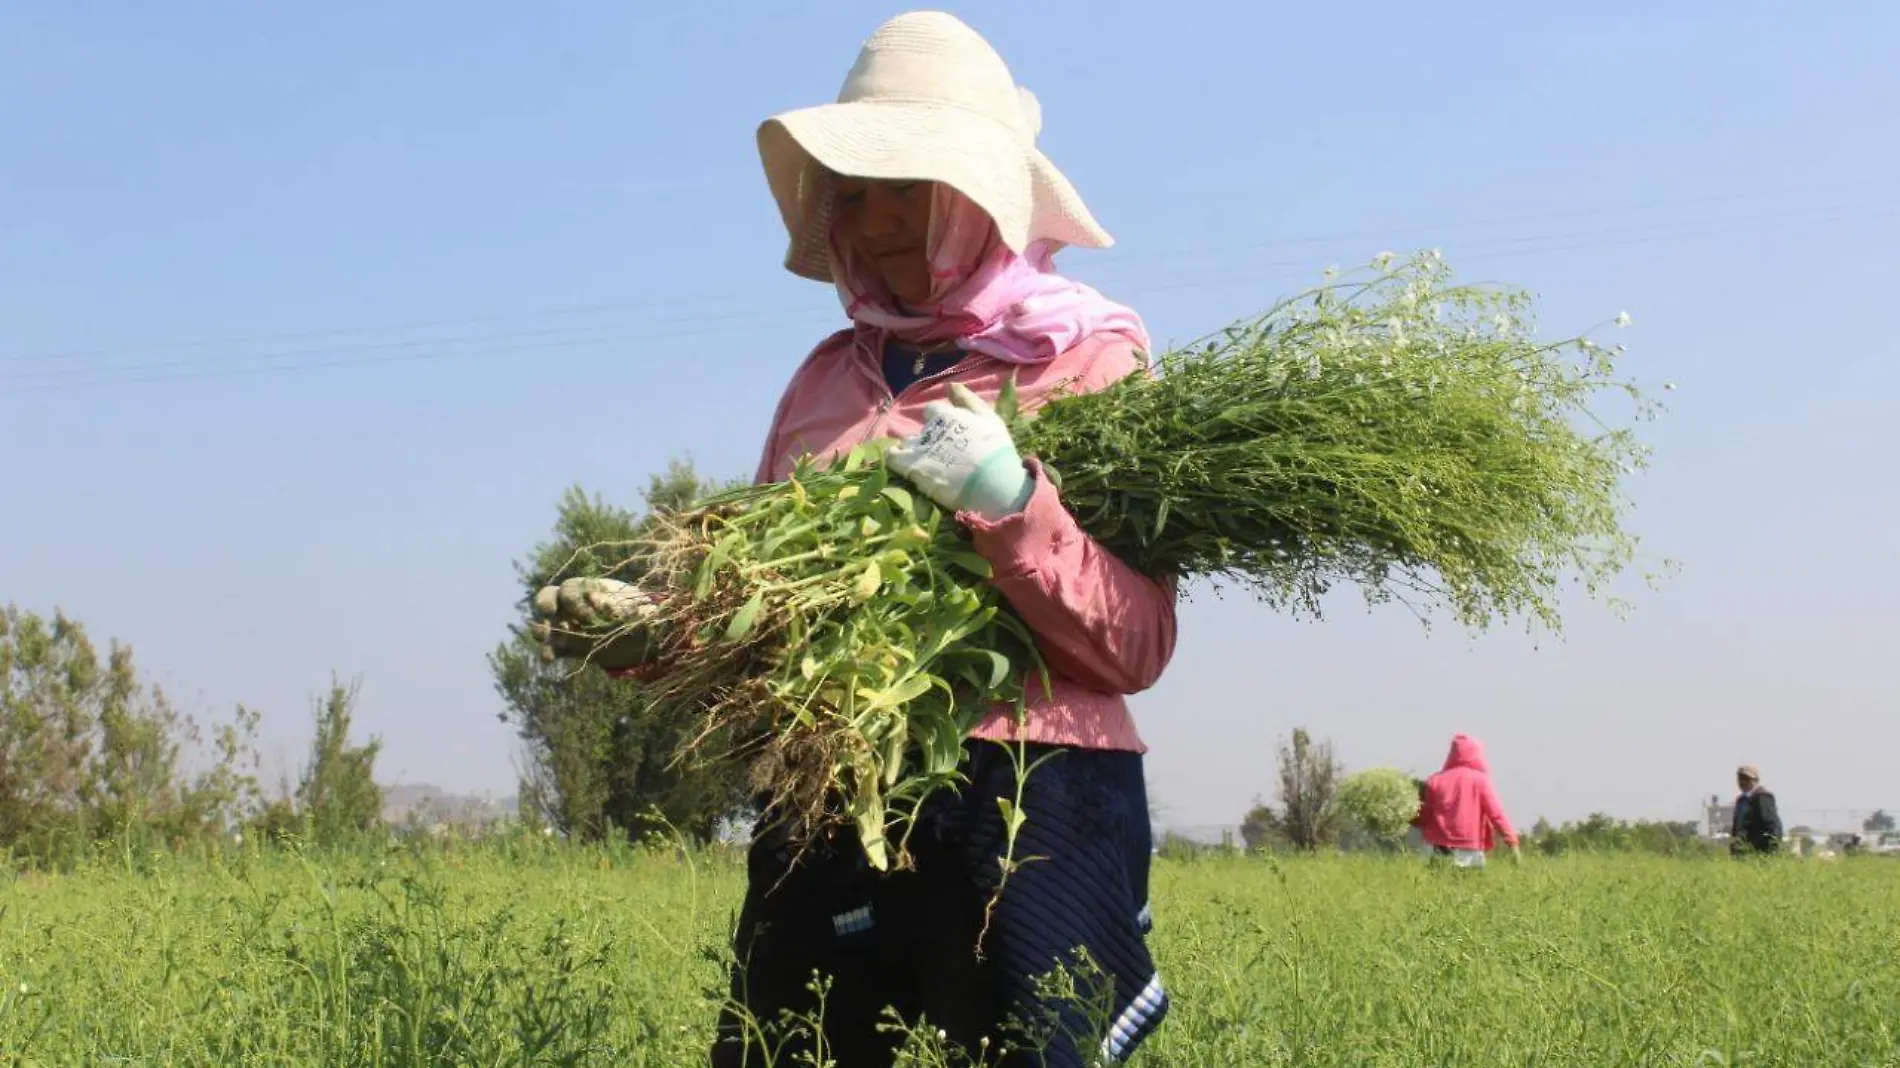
[710,741,1167,1067]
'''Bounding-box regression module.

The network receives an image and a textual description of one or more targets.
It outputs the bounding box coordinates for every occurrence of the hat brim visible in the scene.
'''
[758,99,1112,284]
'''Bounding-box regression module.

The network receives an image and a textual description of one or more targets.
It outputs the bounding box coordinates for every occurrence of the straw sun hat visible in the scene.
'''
[757,10,1113,283]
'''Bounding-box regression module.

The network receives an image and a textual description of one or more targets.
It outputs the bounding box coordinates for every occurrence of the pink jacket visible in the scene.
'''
[751,327,1178,753]
[1414,734,1518,850]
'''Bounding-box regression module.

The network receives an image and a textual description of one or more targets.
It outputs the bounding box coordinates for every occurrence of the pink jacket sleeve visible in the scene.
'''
[1480,779,1518,846]
[957,346,1178,696]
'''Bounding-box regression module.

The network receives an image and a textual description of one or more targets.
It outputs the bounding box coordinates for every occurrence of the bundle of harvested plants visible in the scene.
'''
[562,252,1666,869]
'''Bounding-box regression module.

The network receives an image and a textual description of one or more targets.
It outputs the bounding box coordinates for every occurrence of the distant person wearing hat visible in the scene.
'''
[1730,765,1783,855]
[1413,734,1521,868]
[533,12,1176,1066]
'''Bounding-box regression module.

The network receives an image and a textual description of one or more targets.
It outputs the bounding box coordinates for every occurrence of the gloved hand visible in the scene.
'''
[529,576,664,674]
[887,382,1033,522]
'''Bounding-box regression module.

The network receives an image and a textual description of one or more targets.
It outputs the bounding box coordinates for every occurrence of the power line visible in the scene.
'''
[0,311,839,385]
[6,199,1894,393]
[1080,175,1900,266]
[7,175,1894,367]
[1123,203,1900,301]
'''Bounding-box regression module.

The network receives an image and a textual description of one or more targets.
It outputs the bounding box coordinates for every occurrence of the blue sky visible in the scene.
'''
[3,3,1896,833]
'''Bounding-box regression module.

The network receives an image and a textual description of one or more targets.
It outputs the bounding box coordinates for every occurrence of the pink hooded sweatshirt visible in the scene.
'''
[1415,734,1518,851]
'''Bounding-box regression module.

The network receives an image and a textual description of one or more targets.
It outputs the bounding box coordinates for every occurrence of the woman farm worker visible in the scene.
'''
[1414,733,1521,868]
[536,12,1176,1066]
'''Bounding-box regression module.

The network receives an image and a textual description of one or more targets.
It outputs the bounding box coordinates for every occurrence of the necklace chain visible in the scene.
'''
[910,340,958,375]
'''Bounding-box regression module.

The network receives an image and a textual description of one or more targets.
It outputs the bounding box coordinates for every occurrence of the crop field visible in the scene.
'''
[1,840,1895,1066]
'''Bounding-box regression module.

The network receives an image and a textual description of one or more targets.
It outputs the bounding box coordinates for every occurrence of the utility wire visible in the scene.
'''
[8,175,1894,367]
[5,198,1894,393]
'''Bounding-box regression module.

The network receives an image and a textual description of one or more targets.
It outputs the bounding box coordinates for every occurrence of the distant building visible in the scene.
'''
[1703,795,1734,839]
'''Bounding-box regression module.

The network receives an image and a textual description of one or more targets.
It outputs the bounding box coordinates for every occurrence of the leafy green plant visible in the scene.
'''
[5,845,1900,1065]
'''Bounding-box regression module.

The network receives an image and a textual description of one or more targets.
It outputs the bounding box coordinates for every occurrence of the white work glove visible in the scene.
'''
[886,382,1033,522]
[529,576,664,673]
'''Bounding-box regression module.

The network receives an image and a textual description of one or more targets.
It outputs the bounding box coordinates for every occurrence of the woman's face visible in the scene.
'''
[833,176,934,305]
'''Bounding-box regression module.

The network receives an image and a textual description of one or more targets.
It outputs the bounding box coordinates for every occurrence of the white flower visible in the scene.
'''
[1663,381,1677,391]
[1374,250,1396,269]
[1323,264,1339,280]
[1615,311,1632,328]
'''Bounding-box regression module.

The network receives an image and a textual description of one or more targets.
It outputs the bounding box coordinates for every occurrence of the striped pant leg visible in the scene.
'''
[944,742,1170,1067]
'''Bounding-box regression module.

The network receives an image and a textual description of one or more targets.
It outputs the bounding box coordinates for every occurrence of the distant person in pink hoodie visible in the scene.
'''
[1414,734,1520,868]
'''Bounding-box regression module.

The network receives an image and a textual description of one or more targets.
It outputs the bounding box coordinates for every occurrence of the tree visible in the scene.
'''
[1238,800,1279,851]
[491,459,754,844]
[1523,814,1716,857]
[0,603,263,857]
[1863,810,1895,835]
[1243,727,1343,851]
[294,677,384,843]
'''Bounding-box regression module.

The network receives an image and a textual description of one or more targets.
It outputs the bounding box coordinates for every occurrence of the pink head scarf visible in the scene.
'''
[827,184,1150,365]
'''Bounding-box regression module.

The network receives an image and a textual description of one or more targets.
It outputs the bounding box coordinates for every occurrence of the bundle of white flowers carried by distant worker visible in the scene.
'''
[1337,767,1428,842]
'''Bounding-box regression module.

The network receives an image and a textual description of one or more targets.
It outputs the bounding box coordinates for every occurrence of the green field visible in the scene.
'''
[2,839,1895,1066]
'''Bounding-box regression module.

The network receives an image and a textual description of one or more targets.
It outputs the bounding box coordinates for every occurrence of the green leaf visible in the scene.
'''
[763,519,819,557]
[884,727,906,786]
[945,552,993,580]
[691,557,717,600]
[857,672,934,712]
[923,721,964,774]
[693,531,741,599]
[851,562,883,605]
[996,796,1027,837]
[725,589,766,641]
[859,813,888,871]
[880,485,915,514]
[861,463,890,503]
[930,610,994,652]
[997,372,1021,426]
[982,650,1013,691]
